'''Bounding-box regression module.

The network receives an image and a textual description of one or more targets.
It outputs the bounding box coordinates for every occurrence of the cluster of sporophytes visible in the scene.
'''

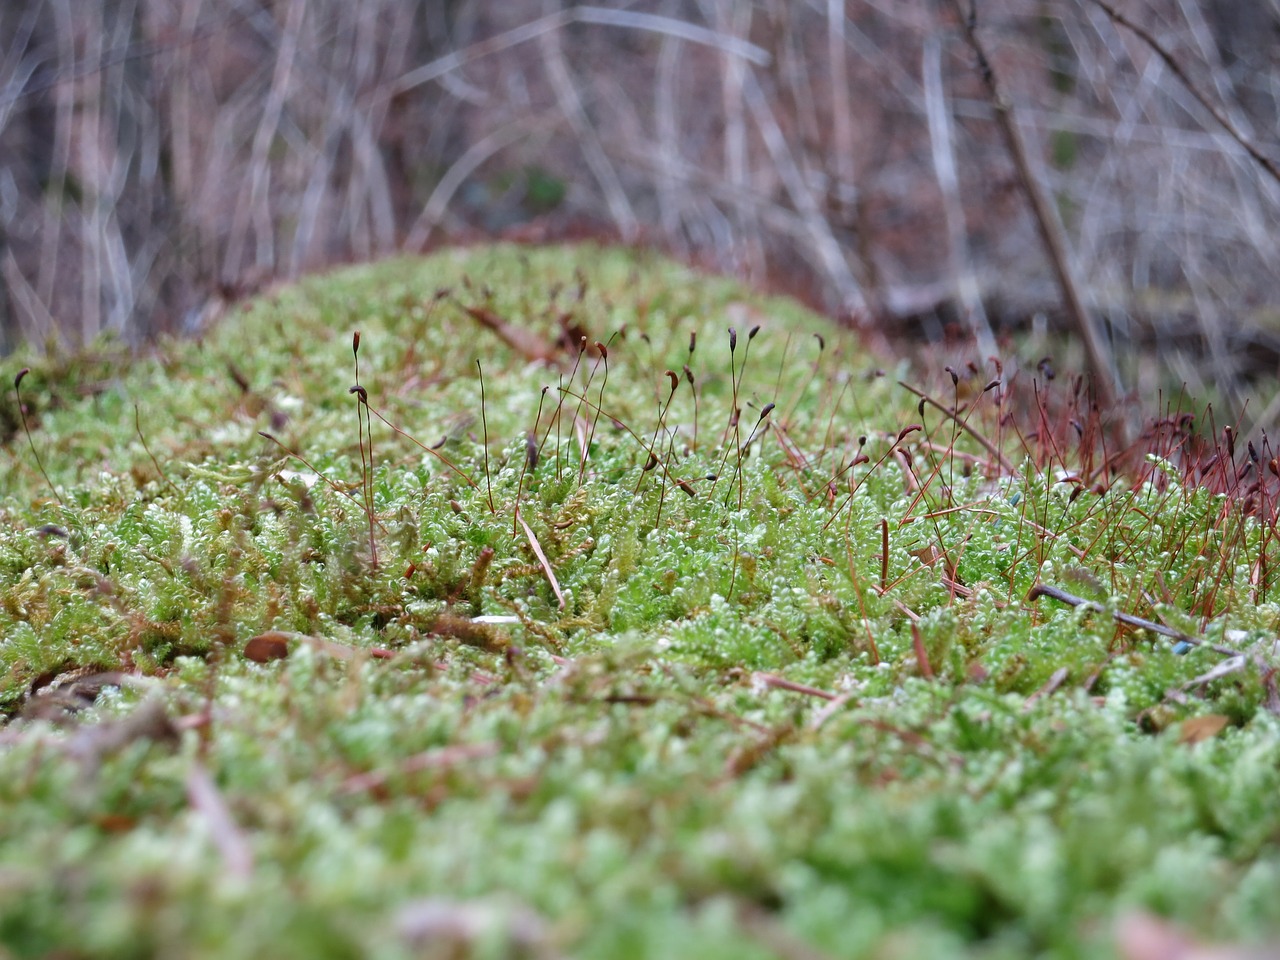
[1,245,1278,959]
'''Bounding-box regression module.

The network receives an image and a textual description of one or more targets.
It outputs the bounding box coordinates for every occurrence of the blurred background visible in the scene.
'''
[1,1,1278,430]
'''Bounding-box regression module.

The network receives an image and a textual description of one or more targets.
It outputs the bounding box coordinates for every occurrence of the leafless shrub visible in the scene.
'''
[1,1,1278,428]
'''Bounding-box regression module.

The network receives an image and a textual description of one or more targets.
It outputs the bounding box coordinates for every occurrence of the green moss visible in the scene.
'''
[0,244,1278,958]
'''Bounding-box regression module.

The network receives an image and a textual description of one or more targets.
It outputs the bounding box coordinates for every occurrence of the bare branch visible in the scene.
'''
[922,31,995,360]
[946,0,1124,430]
[391,6,769,98]
[539,25,637,241]
[223,0,306,284]
[741,68,867,314]
[405,114,549,252]
[1087,0,1280,189]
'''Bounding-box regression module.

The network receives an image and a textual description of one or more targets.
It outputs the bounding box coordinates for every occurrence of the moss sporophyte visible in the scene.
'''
[1,245,1278,959]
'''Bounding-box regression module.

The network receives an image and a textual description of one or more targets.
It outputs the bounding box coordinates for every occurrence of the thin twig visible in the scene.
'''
[752,672,838,701]
[1027,582,1242,657]
[1024,666,1069,709]
[897,380,1015,474]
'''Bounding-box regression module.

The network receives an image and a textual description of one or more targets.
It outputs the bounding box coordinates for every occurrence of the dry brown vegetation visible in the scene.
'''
[2,1,1279,429]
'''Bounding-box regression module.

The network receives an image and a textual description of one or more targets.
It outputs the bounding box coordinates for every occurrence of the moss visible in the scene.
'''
[0,244,1278,958]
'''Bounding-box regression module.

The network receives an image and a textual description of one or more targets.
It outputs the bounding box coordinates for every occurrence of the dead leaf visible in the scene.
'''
[243,632,291,662]
[92,813,138,833]
[516,507,565,610]
[1178,714,1230,745]
[244,631,391,663]
[910,544,942,567]
[458,303,561,366]
[22,669,131,723]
